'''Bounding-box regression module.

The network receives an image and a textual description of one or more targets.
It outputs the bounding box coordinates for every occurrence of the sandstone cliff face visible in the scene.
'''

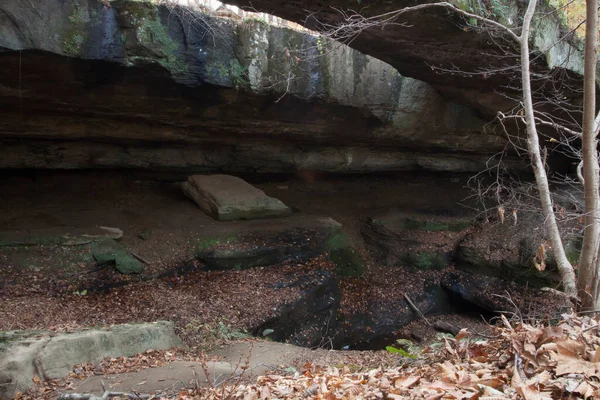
[0,0,521,173]
[222,0,588,115]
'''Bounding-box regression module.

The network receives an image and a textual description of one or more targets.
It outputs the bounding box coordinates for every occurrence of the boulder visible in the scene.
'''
[441,271,572,315]
[183,174,291,221]
[0,322,184,399]
[454,212,581,287]
[92,239,143,274]
[362,211,471,271]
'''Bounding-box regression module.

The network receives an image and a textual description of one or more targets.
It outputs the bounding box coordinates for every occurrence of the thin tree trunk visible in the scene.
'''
[520,0,578,298]
[577,0,600,310]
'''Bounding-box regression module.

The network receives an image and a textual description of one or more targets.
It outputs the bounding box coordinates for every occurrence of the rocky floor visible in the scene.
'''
[0,171,564,355]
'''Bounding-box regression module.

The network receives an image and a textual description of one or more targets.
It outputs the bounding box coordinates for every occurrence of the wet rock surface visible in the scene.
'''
[252,271,340,348]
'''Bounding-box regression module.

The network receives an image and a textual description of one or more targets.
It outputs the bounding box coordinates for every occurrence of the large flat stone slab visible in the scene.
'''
[0,322,184,399]
[0,226,122,246]
[73,361,232,395]
[183,174,292,221]
[73,342,305,397]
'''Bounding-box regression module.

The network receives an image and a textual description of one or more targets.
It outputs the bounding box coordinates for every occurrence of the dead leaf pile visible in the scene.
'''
[195,314,600,399]
[17,348,206,400]
[19,314,600,399]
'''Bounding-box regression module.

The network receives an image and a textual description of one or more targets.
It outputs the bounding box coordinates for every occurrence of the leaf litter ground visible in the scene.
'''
[17,313,600,399]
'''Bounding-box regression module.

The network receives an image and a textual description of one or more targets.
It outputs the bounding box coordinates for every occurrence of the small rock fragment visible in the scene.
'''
[92,240,143,275]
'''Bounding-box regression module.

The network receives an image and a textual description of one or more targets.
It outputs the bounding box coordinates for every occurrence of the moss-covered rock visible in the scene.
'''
[402,251,451,271]
[454,214,576,288]
[394,218,471,232]
[195,235,238,254]
[92,239,143,274]
[114,1,187,75]
[362,212,470,271]
[564,236,583,265]
[62,2,90,56]
[325,233,365,277]
[192,222,364,275]
[199,246,283,270]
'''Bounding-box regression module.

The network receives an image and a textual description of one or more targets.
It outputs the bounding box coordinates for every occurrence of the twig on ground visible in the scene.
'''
[192,367,201,389]
[501,314,514,331]
[58,392,150,400]
[130,250,152,265]
[403,294,431,326]
[433,321,460,336]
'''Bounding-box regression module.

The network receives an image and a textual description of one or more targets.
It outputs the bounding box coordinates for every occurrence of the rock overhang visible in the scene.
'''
[0,0,563,173]
[220,0,589,114]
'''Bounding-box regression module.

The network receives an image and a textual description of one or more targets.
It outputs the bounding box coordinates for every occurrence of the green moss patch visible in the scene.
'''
[402,251,449,271]
[118,1,187,75]
[397,218,471,232]
[62,2,89,56]
[325,233,365,277]
[194,235,238,255]
[92,240,143,275]
[564,236,583,265]
[136,17,186,74]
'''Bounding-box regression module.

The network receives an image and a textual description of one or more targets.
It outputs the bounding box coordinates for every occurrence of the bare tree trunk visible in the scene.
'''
[520,0,578,298]
[577,0,600,310]
[327,0,583,299]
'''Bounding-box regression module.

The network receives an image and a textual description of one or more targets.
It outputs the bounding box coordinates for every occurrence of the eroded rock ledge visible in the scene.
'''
[0,0,521,173]
[222,0,587,114]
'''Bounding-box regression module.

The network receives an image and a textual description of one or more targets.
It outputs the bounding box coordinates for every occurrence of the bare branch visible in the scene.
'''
[325,2,520,43]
